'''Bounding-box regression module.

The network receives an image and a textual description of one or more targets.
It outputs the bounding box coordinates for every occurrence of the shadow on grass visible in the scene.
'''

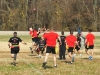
[45,65,53,68]
[42,65,53,69]
[60,60,71,64]
[81,58,88,60]
[28,54,37,56]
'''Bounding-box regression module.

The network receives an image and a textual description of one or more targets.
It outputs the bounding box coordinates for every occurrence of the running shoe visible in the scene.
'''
[90,56,93,60]
[88,56,92,60]
[29,47,32,50]
[11,62,16,66]
[54,65,57,68]
[42,62,47,69]
[70,62,73,64]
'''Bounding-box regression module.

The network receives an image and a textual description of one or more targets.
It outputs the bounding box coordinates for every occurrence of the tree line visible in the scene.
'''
[0,0,100,31]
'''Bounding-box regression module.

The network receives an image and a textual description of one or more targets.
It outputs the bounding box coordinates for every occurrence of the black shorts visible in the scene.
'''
[39,47,45,51]
[11,47,20,54]
[46,46,56,54]
[32,37,39,44]
[75,46,80,51]
[68,47,74,52]
[85,45,94,50]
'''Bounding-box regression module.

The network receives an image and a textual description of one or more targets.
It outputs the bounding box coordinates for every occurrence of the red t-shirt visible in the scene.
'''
[32,30,38,38]
[43,31,58,47]
[86,33,95,45]
[29,30,33,38]
[29,30,33,35]
[65,34,77,47]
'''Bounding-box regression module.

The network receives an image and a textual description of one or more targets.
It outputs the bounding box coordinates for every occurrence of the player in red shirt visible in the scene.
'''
[85,29,95,60]
[65,30,77,64]
[42,28,61,69]
[29,27,40,54]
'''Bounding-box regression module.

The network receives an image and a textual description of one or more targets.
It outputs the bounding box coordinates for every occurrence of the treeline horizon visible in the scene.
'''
[0,0,100,31]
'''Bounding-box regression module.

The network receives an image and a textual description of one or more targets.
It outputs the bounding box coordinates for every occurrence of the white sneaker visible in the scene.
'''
[41,56,44,58]
[73,54,76,57]
[80,54,82,58]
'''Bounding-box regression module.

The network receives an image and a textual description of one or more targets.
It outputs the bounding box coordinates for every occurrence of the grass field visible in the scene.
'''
[0,35,100,75]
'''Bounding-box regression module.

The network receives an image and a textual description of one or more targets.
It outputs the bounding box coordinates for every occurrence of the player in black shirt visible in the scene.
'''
[8,32,27,66]
[36,37,46,58]
[74,33,82,57]
[58,31,66,60]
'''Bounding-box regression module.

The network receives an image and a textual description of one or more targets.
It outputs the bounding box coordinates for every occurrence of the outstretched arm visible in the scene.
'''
[21,41,27,45]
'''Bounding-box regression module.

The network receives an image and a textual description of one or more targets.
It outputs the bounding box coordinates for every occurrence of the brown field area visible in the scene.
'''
[0,42,100,75]
[0,34,100,75]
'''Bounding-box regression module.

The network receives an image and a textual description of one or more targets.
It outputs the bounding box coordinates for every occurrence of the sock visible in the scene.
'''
[14,54,17,60]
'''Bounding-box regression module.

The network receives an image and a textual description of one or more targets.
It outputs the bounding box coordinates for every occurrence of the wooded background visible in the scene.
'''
[0,0,100,31]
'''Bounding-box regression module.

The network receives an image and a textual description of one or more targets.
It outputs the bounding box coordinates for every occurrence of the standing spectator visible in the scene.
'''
[85,29,95,60]
[79,33,85,50]
[42,28,61,69]
[58,31,66,60]
[8,32,27,66]
[65,30,77,64]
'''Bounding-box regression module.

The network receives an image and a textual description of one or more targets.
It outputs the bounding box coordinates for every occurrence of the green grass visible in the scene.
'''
[0,35,100,75]
[0,52,100,75]
[0,35,100,47]
[0,35,31,42]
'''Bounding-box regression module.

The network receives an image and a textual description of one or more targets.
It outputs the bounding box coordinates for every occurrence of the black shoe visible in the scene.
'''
[58,58,62,60]
[54,65,57,68]
[31,51,33,54]
[63,58,66,60]
[29,47,32,50]
[42,62,47,69]
[11,62,16,66]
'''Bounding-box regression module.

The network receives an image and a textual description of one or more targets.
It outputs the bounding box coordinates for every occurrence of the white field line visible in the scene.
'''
[18,54,43,75]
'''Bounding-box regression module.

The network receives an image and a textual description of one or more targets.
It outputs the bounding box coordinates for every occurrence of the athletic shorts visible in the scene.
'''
[11,47,20,54]
[46,46,56,54]
[39,47,45,51]
[68,47,74,52]
[75,46,80,51]
[85,45,94,50]
[32,37,39,44]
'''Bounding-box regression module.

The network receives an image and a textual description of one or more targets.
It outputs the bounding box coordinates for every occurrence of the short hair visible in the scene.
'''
[49,27,54,31]
[13,32,17,34]
[70,30,73,34]
[61,31,64,35]
[88,29,92,32]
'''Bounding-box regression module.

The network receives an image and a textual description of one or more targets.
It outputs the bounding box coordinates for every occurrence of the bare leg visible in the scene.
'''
[85,49,91,56]
[53,54,56,66]
[44,53,49,62]
[91,49,93,56]
[42,53,49,69]
[11,54,17,66]
[68,52,75,64]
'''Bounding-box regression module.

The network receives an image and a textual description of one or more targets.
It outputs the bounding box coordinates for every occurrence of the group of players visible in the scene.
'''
[8,27,95,69]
